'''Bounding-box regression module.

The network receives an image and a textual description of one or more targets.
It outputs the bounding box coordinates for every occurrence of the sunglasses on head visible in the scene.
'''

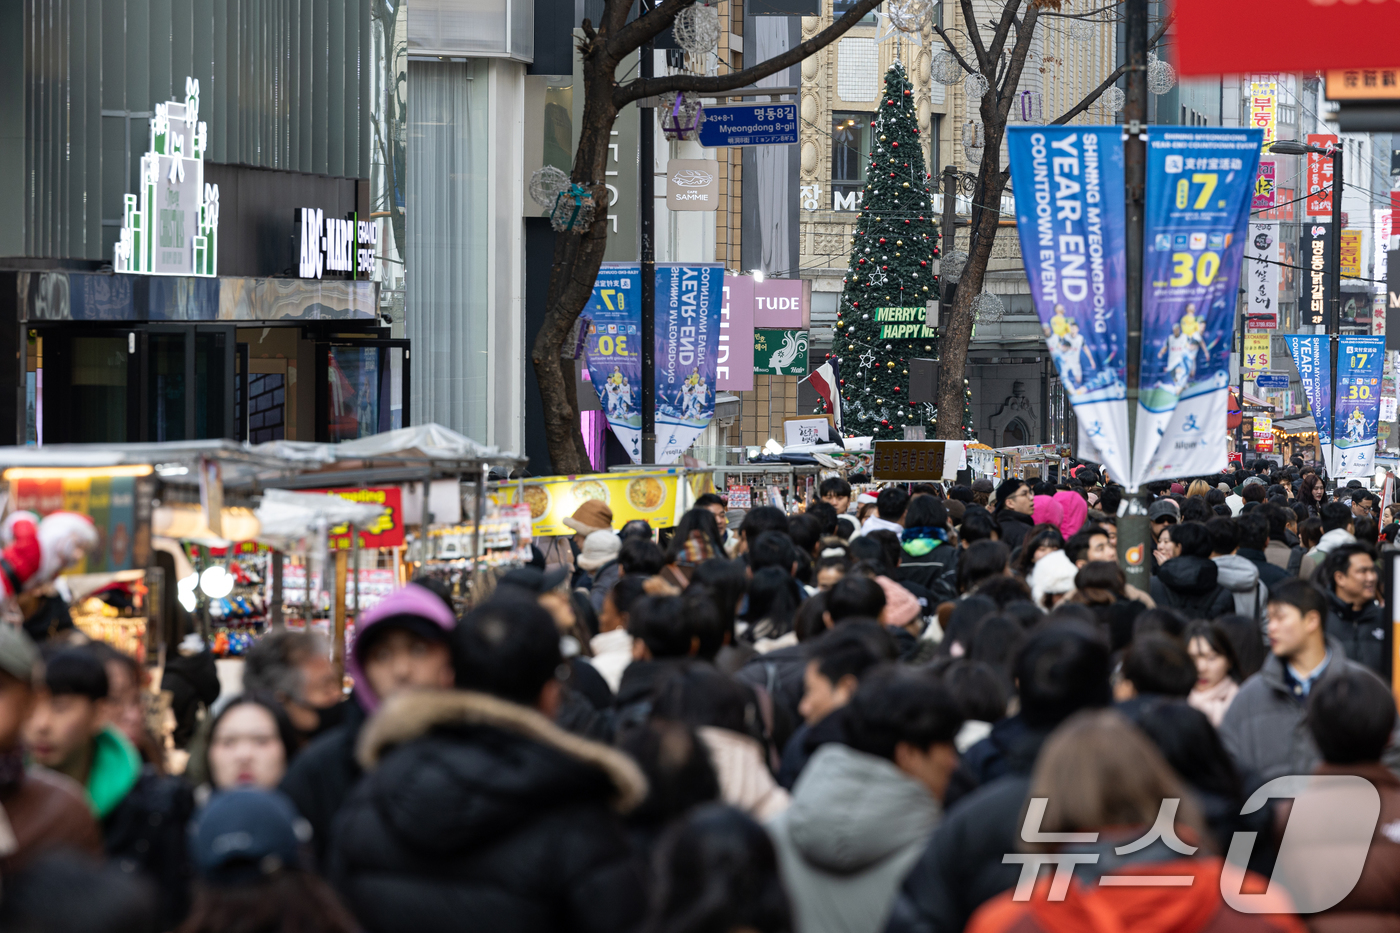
[1155,515,1177,525]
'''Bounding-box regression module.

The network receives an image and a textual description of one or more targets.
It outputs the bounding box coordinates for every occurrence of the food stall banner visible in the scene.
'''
[304,487,406,549]
[11,476,143,574]
[1134,128,1261,485]
[491,473,686,537]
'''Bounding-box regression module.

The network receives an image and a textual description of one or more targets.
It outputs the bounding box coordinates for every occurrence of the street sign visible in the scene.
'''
[697,103,798,148]
[1243,405,1275,413]
[1255,373,1290,389]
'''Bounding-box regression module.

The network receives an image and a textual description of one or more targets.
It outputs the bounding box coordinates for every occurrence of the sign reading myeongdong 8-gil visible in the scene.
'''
[114,77,219,276]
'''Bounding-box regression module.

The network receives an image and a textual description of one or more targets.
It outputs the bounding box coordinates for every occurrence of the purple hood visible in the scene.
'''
[346,583,457,713]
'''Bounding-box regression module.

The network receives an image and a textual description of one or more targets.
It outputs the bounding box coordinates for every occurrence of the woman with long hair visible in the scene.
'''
[1299,473,1327,515]
[1185,621,1242,727]
[741,566,805,652]
[660,509,727,588]
[1010,525,1066,579]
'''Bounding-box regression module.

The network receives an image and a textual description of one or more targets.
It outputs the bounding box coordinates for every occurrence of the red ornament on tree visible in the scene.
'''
[879,238,886,244]
[892,142,899,148]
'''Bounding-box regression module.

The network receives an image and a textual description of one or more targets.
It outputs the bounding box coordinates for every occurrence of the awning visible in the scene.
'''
[1273,415,1317,434]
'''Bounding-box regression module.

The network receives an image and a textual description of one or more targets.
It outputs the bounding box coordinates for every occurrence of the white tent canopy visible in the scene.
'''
[254,423,516,466]
[253,489,389,552]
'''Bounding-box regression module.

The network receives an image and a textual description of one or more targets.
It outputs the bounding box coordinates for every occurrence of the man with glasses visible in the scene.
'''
[992,479,1036,550]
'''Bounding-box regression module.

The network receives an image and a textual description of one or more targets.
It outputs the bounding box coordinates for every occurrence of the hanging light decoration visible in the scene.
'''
[942,249,968,284]
[672,3,720,56]
[1068,17,1096,41]
[1148,51,1177,95]
[888,0,930,33]
[1010,90,1043,123]
[659,91,704,141]
[963,72,990,101]
[932,51,966,85]
[1102,86,1126,113]
[972,290,1004,323]
[529,166,571,210]
[550,183,595,233]
[961,121,985,165]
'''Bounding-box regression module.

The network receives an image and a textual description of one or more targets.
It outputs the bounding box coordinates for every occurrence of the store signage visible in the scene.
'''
[1175,0,1400,76]
[1256,373,1290,389]
[1249,78,1277,154]
[1341,229,1364,280]
[666,159,720,212]
[1244,221,1279,330]
[309,487,405,549]
[297,209,377,279]
[1307,134,1337,217]
[1252,161,1275,210]
[1302,226,1331,327]
[114,77,220,276]
[872,440,946,481]
[753,278,807,328]
[696,103,799,148]
[1325,69,1400,102]
[753,329,809,375]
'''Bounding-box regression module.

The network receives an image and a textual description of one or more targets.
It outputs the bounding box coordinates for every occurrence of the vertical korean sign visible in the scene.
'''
[1135,129,1261,485]
[1307,134,1338,216]
[1249,78,1277,153]
[1284,335,1332,454]
[1244,221,1279,330]
[1252,161,1276,211]
[585,263,643,462]
[1302,225,1331,327]
[1006,127,1131,486]
[654,263,725,463]
[1334,335,1385,478]
[1340,229,1364,280]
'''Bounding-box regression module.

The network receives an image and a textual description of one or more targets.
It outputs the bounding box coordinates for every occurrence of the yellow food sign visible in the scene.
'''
[490,471,709,537]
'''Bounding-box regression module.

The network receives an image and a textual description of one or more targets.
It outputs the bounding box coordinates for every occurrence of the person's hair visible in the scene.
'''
[1132,699,1242,810]
[1120,633,1195,697]
[1204,516,1239,556]
[1099,485,1123,516]
[825,574,886,623]
[1062,526,1107,565]
[1166,521,1213,559]
[865,529,905,573]
[820,477,852,500]
[804,501,839,537]
[940,659,1010,723]
[1179,497,1212,524]
[793,591,831,641]
[630,595,699,659]
[1012,623,1111,728]
[968,615,1024,682]
[1308,667,1398,764]
[939,595,996,658]
[903,495,948,532]
[199,694,299,788]
[1262,503,1294,543]
[1235,511,1268,551]
[617,719,720,829]
[1205,487,1226,508]
[994,479,1027,512]
[40,646,109,700]
[1320,500,1354,534]
[1300,473,1326,503]
[1318,543,1376,593]
[689,559,748,643]
[179,869,361,933]
[748,531,797,574]
[1132,606,1187,641]
[876,485,910,522]
[666,509,727,564]
[694,493,726,510]
[1070,561,1125,602]
[786,513,824,557]
[1025,710,1207,852]
[947,484,974,503]
[1012,525,1065,577]
[620,519,655,542]
[642,804,791,933]
[958,540,1010,594]
[958,509,999,545]
[651,664,755,735]
[973,575,1034,608]
[805,622,896,686]
[0,852,158,933]
[609,573,651,619]
[243,631,326,704]
[1267,578,1329,625]
[1184,621,1241,682]
[741,567,805,640]
[741,506,790,543]
[1241,483,1267,504]
[453,597,562,705]
[1185,479,1211,498]
[841,665,962,761]
[1353,515,1378,546]
[620,538,666,576]
[679,586,726,661]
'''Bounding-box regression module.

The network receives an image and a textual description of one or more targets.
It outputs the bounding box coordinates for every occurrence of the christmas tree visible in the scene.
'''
[825,61,966,440]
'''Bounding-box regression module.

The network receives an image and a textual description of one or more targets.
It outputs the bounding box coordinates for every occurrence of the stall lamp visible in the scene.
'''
[177,574,199,613]
[199,565,234,600]
[2,464,153,481]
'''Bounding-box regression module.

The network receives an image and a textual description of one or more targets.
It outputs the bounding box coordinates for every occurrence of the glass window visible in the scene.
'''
[831,111,872,211]
[73,337,128,443]
[833,0,879,27]
[148,334,185,442]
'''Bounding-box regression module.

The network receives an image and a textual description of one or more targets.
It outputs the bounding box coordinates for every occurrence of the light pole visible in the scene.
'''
[1270,138,1342,484]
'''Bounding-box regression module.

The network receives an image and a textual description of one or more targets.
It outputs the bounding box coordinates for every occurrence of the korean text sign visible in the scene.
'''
[654,263,724,464]
[1244,221,1279,330]
[1006,126,1130,487]
[1333,336,1385,478]
[313,487,405,549]
[1284,335,1332,451]
[1134,129,1261,485]
[1307,134,1337,217]
[585,263,644,463]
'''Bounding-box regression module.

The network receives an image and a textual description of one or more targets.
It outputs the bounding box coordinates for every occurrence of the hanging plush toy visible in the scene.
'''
[0,511,99,598]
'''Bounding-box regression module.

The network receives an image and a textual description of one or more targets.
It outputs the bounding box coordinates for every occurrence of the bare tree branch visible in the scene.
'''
[933,25,978,78]
[960,0,991,71]
[1049,12,1174,125]
[984,0,1025,79]
[614,0,885,105]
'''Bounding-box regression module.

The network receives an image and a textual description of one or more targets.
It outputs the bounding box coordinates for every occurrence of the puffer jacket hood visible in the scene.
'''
[784,744,939,874]
[1211,554,1258,594]
[1156,555,1219,595]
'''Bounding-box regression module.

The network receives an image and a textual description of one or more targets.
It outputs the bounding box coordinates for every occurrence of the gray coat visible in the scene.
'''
[768,743,940,933]
[1219,638,1400,789]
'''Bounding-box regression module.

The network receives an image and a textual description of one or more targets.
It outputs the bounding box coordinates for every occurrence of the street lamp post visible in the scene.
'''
[1270,138,1343,485]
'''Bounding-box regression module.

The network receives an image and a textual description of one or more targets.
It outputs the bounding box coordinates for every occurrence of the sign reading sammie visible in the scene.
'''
[114,78,220,276]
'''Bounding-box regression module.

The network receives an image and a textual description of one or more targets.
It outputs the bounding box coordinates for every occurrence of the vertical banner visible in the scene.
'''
[1006,126,1131,486]
[1374,208,1392,297]
[1244,221,1280,329]
[1389,252,1400,352]
[1341,229,1364,280]
[1284,335,1333,455]
[585,263,644,463]
[1249,78,1277,153]
[717,274,755,391]
[1307,134,1338,217]
[1252,161,1276,210]
[1135,128,1262,485]
[1302,225,1331,327]
[654,263,724,464]
[1243,333,1271,373]
[1335,336,1385,478]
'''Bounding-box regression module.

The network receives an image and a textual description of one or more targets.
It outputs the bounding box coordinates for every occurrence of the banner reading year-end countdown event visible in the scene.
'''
[586,263,643,462]
[1006,126,1131,486]
[1134,128,1262,486]
[1283,335,1332,455]
[655,263,724,463]
[1333,335,1385,479]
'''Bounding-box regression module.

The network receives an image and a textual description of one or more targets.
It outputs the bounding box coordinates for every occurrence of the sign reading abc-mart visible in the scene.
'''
[114,78,219,276]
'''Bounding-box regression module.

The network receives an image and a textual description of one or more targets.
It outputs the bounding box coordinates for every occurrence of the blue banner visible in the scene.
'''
[585,263,643,463]
[1333,335,1384,479]
[1134,129,1262,485]
[1283,334,1332,454]
[1006,126,1131,486]
[655,263,725,464]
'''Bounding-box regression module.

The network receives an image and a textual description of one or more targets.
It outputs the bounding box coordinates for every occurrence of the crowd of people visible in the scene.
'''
[0,455,1398,933]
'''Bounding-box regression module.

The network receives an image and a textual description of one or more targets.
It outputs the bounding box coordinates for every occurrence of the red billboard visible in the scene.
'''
[1175,0,1400,76]
[309,487,406,549]
[1307,135,1337,217]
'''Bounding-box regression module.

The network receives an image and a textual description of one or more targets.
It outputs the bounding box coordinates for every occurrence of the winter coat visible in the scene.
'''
[1238,547,1290,590]
[1324,589,1388,678]
[1301,762,1400,933]
[769,744,941,933]
[1265,539,1293,570]
[0,759,101,872]
[1298,528,1359,582]
[1149,556,1235,620]
[734,643,808,749]
[1219,639,1400,790]
[698,726,790,821]
[1287,544,1306,578]
[280,700,368,865]
[587,560,621,614]
[90,726,194,928]
[778,708,847,791]
[964,854,1306,933]
[1212,554,1267,622]
[330,689,648,933]
[994,510,1034,551]
[1052,490,1087,538]
[896,536,957,605]
[161,649,221,748]
[943,714,1049,810]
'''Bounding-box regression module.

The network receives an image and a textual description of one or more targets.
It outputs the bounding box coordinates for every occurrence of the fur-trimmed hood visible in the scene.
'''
[357,689,647,815]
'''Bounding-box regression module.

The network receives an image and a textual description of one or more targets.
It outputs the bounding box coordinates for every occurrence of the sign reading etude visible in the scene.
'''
[297,209,378,279]
[114,77,219,276]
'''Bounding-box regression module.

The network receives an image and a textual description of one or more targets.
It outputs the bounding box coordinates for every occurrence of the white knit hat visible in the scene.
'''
[576,530,622,572]
[1029,549,1079,607]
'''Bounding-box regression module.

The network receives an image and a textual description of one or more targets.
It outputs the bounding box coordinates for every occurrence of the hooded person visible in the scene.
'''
[1031,496,1063,531]
[280,583,456,863]
[768,668,963,933]
[1052,490,1088,538]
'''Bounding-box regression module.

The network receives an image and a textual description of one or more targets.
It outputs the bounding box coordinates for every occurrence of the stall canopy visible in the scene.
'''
[255,423,524,489]
[254,489,389,553]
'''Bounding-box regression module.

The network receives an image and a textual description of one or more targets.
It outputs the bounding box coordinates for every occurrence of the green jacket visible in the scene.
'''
[85,725,142,820]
